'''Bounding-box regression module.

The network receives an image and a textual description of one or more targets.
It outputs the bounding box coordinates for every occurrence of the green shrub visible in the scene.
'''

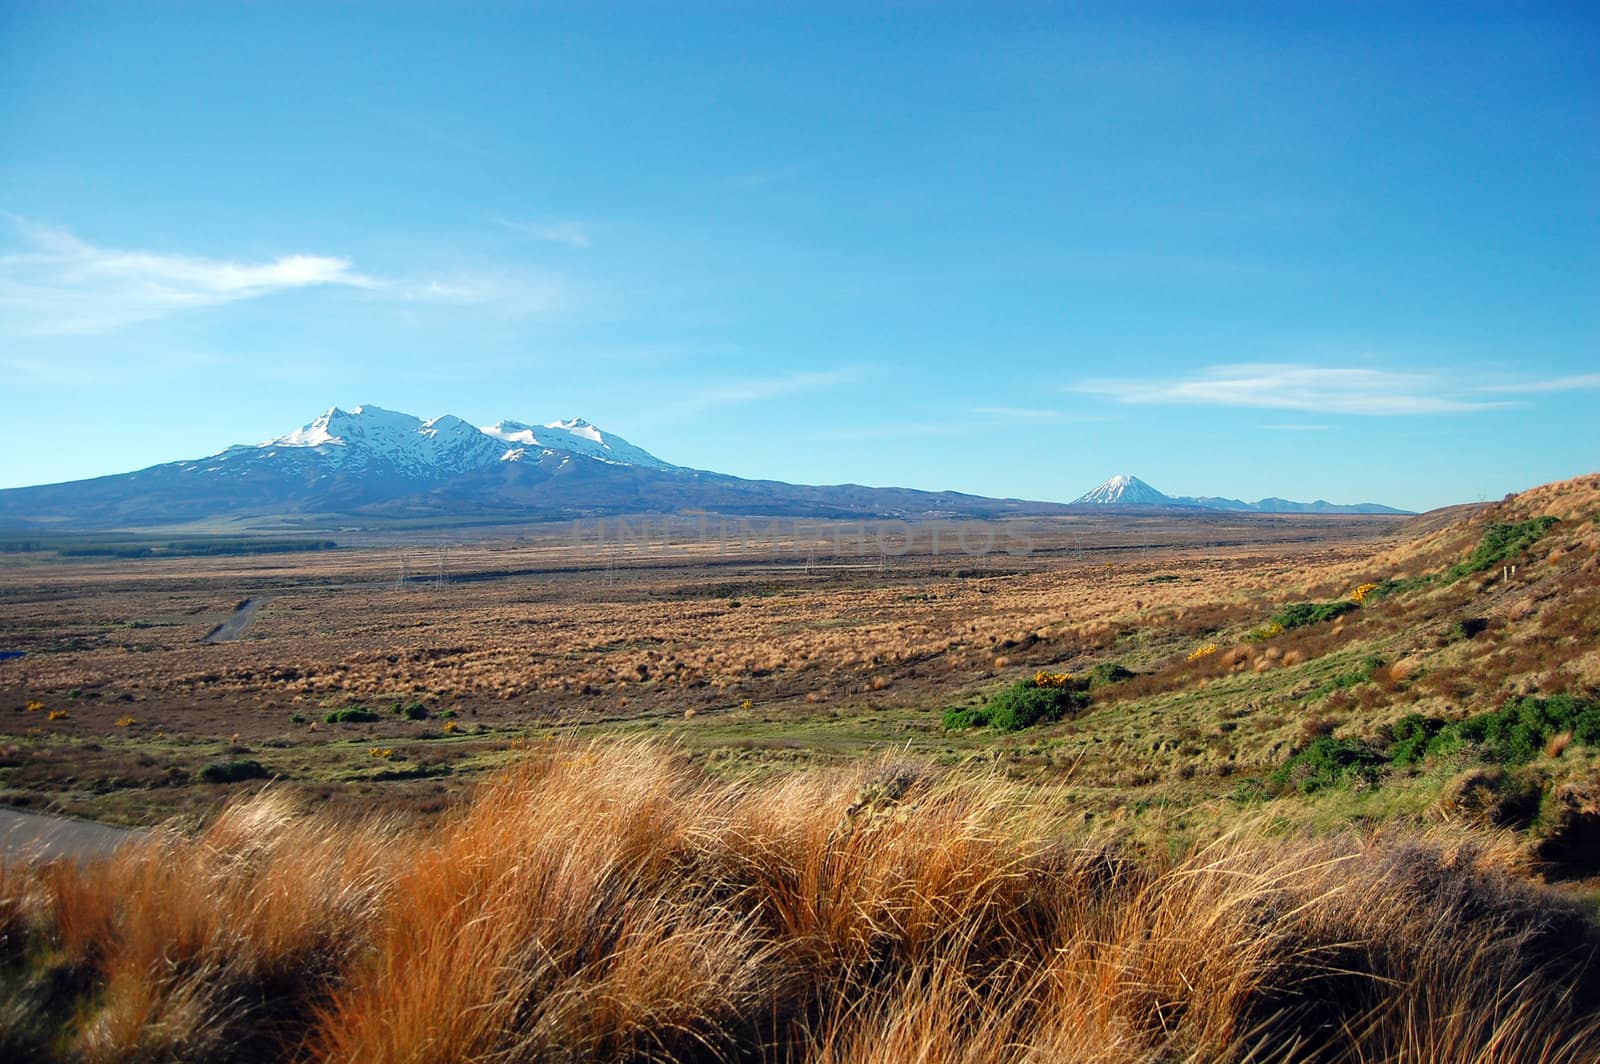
[941,706,990,730]
[289,712,306,725]
[197,759,270,784]
[942,679,1087,733]
[1089,662,1134,688]
[1436,695,1598,765]
[1272,696,1600,800]
[1388,714,1445,766]
[1445,516,1558,581]
[1270,736,1385,794]
[1392,696,1600,767]
[986,681,1086,732]
[1363,572,1440,604]
[1271,601,1357,630]
[400,701,429,721]
[324,706,381,724]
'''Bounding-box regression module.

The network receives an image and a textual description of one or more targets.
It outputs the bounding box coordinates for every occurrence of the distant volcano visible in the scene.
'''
[1073,473,1410,515]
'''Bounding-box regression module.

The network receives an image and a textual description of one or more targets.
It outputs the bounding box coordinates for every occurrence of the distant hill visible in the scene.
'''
[1073,473,1412,515]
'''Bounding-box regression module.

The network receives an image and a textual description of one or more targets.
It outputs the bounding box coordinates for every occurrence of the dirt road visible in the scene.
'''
[203,597,263,643]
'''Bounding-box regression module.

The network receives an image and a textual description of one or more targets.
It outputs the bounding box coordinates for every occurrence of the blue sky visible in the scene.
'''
[1,2,1594,511]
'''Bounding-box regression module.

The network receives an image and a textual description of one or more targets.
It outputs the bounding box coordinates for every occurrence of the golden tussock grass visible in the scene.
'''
[3,739,1598,1062]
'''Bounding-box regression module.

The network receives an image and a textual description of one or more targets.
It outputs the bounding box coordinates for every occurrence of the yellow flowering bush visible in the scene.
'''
[115,716,136,727]
[369,748,394,760]
[1033,671,1072,688]
[1187,643,1219,663]
[25,700,44,713]
[1351,583,1380,606]
[47,709,69,721]
[442,720,459,734]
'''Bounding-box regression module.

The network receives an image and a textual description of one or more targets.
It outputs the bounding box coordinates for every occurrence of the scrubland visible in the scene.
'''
[1,478,1599,1058]
[4,740,1598,1062]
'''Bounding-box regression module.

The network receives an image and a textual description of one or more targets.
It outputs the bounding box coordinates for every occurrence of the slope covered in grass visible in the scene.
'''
[2,740,1598,1062]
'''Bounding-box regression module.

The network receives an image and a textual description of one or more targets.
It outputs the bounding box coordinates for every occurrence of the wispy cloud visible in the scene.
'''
[495,216,592,249]
[1475,373,1600,395]
[0,217,565,334]
[1071,363,1508,415]
[0,218,379,334]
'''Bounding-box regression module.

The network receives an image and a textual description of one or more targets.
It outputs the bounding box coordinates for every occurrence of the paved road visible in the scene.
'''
[0,807,140,862]
[204,597,263,643]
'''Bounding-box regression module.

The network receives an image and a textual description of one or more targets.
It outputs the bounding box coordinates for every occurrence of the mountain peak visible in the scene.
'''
[1075,474,1172,506]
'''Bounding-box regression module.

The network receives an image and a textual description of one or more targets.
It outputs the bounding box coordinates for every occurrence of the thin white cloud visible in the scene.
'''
[0,218,380,334]
[496,216,592,249]
[0,217,565,333]
[1476,373,1600,394]
[1072,363,1507,415]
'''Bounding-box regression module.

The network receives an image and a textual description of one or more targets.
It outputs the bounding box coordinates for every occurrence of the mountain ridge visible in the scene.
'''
[1073,473,1409,515]
[0,407,1412,529]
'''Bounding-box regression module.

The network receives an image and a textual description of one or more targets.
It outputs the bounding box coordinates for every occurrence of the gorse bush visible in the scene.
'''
[1387,713,1447,766]
[1270,736,1386,794]
[944,677,1088,732]
[1271,600,1357,630]
[323,706,381,724]
[1428,694,1600,766]
[2,741,1597,1062]
[1276,696,1600,794]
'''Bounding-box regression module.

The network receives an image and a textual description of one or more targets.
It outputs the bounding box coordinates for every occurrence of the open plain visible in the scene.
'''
[2,510,1416,825]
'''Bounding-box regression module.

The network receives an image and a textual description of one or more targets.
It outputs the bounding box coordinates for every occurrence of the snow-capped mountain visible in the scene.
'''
[481,417,677,471]
[239,405,674,477]
[1074,474,1173,507]
[246,406,511,477]
[0,411,1413,529]
[0,405,1071,528]
[1073,474,1410,515]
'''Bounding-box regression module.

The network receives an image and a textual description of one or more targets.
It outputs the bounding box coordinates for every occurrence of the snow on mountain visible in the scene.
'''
[213,404,678,479]
[481,418,676,470]
[1075,474,1175,507]
[245,405,508,477]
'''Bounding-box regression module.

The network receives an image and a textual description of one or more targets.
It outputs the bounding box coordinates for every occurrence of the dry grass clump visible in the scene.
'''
[3,740,1598,1062]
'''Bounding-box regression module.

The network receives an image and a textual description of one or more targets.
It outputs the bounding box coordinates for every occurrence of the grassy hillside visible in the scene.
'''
[3,741,1597,1062]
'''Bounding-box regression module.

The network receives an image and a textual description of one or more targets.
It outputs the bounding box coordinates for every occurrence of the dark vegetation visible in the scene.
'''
[0,534,337,559]
[1271,599,1357,630]
[323,706,382,724]
[1267,695,1600,798]
[197,759,271,784]
[943,676,1088,732]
